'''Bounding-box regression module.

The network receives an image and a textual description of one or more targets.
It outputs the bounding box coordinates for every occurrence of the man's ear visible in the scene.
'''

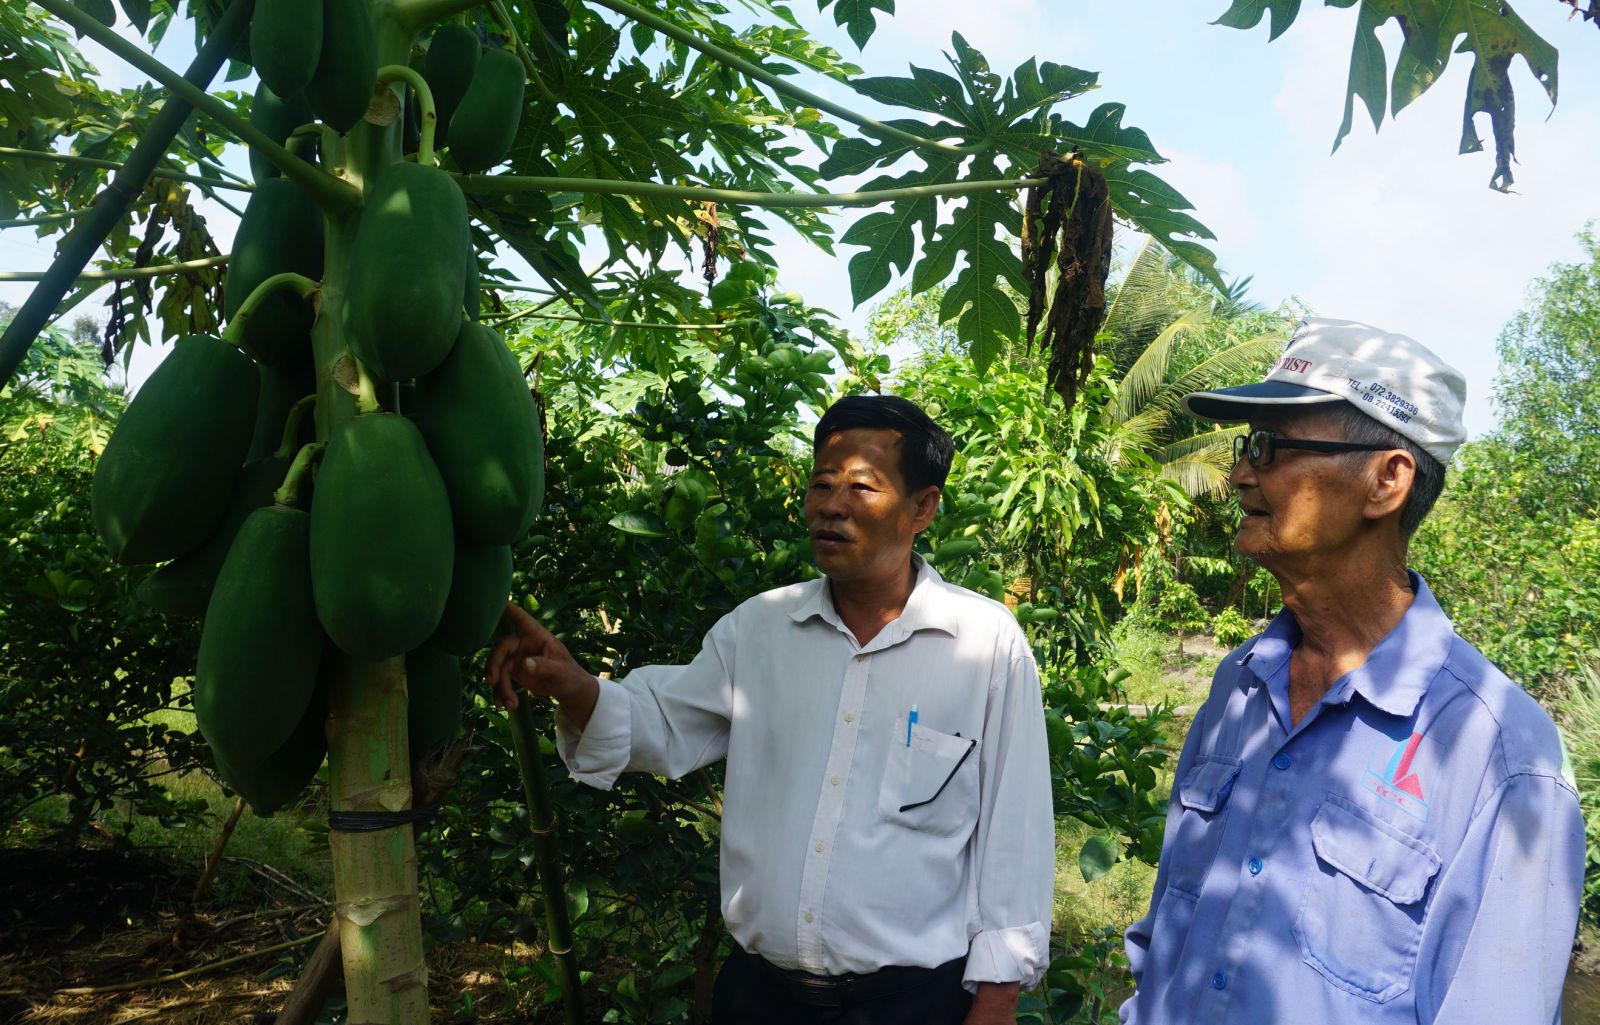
[1365,449,1416,524]
[911,486,941,532]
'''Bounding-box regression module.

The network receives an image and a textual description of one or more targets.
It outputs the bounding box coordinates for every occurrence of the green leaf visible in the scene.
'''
[608,511,669,538]
[818,0,894,49]
[1079,835,1118,882]
[1103,164,1222,290]
[118,0,151,32]
[838,167,947,307]
[1212,0,1302,39]
[908,154,1025,373]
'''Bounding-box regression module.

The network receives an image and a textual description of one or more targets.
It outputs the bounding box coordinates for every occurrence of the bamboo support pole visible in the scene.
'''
[191,796,247,903]
[509,702,585,1025]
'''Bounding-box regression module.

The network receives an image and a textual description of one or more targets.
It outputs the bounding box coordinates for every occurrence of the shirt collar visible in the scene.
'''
[788,554,961,641]
[1240,571,1454,719]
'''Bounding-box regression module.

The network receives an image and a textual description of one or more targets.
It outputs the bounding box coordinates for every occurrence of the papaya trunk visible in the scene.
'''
[326,656,428,1024]
[315,13,430,1022]
[509,702,585,1025]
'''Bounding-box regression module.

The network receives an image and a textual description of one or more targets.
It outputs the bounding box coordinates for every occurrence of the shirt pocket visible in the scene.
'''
[1294,794,1441,1003]
[878,721,980,838]
[1160,754,1242,904]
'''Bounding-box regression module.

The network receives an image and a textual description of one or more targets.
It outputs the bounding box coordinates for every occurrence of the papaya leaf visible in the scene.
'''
[909,154,1026,374]
[1212,0,1302,39]
[817,0,894,48]
[1214,0,1558,190]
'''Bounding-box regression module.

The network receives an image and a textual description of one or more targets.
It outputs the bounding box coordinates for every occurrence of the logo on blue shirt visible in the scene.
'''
[1363,730,1435,822]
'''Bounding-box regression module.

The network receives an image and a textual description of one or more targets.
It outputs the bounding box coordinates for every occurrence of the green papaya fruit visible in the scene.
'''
[424,24,480,149]
[212,680,327,816]
[306,0,376,133]
[447,48,526,172]
[247,83,316,184]
[223,178,324,366]
[406,645,463,763]
[91,336,258,564]
[136,455,290,617]
[412,322,542,543]
[343,161,468,380]
[430,538,512,655]
[250,0,323,98]
[195,504,324,772]
[310,413,454,659]
[247,355,317,462]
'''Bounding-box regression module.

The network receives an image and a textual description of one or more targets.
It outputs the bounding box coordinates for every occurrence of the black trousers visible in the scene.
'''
[710,945,973,1025]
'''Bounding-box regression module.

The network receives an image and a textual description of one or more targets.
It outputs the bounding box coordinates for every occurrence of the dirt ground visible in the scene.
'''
[0,847,553,1025]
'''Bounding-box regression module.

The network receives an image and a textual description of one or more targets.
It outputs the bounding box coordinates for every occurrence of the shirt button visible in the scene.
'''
[815,842,825,852]
[1212,972,1227,990]
[1248,857,1263,876]
[1273,752,1292,770]
[844,713,854,723]
[804,912,814,923]
[831,776,840,786]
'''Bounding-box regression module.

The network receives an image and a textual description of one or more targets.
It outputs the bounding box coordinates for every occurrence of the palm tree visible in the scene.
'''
[1098,240,1290,497]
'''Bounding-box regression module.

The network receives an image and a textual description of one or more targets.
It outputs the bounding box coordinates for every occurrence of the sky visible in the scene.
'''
[6,1,1598,435]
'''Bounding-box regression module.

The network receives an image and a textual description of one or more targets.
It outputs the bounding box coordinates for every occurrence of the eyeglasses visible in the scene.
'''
[1232,429,1393,468]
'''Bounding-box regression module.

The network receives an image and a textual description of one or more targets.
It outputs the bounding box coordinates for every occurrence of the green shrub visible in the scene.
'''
[1558,662,1600,930]
[1211,607,1254,649]
[1154,582,1208,634]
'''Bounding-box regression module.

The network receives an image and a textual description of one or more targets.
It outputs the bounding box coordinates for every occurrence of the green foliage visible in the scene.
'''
[1411,231,1600,695]
[1212,0,1559,190]
[0,330,206,839]
[1558,663,1600,929]
[1154,581,1208,634]
[1211,606,1253,649]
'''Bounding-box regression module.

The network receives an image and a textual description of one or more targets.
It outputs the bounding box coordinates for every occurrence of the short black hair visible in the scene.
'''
[813,394,955,493]
[1322,402,1446,540]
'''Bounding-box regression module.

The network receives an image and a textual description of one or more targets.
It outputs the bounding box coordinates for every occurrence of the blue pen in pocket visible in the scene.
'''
[906,704,918,746]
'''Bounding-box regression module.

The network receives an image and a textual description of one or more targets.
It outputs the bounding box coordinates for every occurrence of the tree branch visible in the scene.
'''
[588,0,983,158]
[30,0,359,217]
[455,173,1042,207]
[389,0,489,32]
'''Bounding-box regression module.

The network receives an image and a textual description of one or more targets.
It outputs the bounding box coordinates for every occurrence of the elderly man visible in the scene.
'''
[488,394,1054,1025]
[1120,318,1584,1024]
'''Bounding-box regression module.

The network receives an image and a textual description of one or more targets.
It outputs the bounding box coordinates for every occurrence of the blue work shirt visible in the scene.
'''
[1121,573,1584,1025]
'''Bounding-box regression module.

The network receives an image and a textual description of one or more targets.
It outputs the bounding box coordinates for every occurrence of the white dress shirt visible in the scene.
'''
[556,557,1054,991]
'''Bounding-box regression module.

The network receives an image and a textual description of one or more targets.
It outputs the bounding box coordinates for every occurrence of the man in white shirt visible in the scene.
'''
[488,394,1055,1025]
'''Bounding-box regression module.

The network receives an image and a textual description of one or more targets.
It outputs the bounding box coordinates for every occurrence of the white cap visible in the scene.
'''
[1182,316,1467,465]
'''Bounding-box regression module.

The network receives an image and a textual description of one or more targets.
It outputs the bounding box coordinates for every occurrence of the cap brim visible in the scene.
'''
[1181,381,1347,423]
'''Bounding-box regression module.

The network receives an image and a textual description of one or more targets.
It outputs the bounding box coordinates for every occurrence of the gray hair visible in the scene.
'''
[1321,402,1446,539]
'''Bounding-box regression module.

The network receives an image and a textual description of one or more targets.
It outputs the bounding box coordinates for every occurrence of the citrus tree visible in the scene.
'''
[0,2,1235,1021]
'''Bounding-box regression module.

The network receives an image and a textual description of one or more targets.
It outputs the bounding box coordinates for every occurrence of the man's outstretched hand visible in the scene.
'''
[486,603,600,726]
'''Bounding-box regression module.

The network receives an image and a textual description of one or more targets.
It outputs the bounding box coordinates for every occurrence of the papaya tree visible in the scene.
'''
[0,1,1243,1021]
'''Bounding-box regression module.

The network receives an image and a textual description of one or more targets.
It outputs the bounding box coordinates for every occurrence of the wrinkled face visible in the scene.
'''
[805,428,938,586]
[1230,410,1373,567]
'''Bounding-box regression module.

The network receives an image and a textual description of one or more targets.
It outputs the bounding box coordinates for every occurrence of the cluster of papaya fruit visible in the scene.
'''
[90,11,536,814]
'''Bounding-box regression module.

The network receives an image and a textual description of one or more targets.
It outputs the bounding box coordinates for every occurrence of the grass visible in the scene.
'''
[1108,620,1220,708]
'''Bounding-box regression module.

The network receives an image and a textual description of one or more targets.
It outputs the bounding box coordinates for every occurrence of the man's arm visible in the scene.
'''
[1414,770,1584,1024]
[488,602,737,788]
[961,649,1054,1013]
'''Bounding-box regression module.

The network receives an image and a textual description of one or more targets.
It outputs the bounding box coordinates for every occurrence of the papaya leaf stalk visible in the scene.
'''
[0,147,255,194]
[276,394,319,461]
[454,173,1045,207]
[0,255,229,284]
[375,65,439,166]
[509,701,586,1025]
[273,442,326,508]
[221,272,320,349]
